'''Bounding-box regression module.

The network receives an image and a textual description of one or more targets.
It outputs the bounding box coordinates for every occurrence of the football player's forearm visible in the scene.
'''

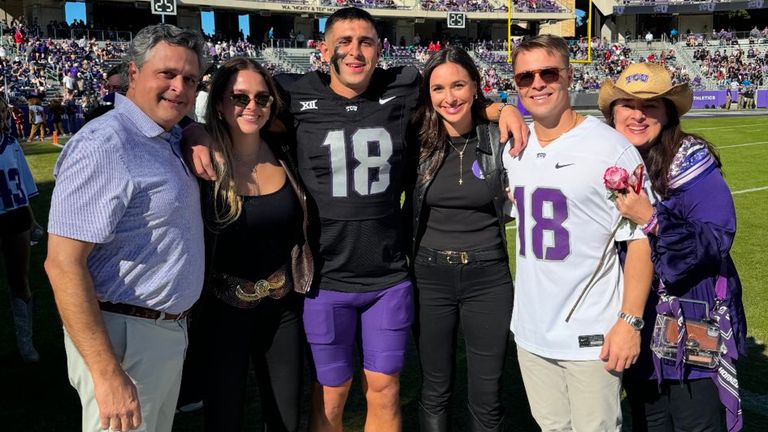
[620,238,653,317]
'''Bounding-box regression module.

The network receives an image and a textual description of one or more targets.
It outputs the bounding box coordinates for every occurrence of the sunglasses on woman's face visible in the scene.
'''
[513,67,568,88]
[229,93,274,108]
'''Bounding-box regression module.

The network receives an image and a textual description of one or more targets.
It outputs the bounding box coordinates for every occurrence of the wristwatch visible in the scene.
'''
[618,311,645,331]
[497,102,515,114]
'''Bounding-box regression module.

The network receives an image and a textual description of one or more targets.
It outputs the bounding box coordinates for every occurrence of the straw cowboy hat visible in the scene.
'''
[598,62,693,117]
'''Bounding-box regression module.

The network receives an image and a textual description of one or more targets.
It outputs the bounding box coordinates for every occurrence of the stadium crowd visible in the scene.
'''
[418,0,567,12]
[321,0,398,9]
[2,15,767,143]
[691,46,767,88]
[513,0,567,13]
[420,0,500,12]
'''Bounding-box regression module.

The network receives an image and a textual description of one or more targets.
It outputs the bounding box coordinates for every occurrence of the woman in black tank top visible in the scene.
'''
[186,57,313,432]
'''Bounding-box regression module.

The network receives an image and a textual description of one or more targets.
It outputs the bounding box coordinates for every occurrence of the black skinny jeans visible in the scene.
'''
[413,249,514,429]
[624,374,724,432]
[202,293,304,432]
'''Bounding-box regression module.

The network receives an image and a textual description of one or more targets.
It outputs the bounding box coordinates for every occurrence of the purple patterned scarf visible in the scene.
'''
[652,136,743,431]
[712,277,742,432]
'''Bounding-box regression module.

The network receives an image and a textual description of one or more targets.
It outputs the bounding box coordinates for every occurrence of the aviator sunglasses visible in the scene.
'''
[229,93,274,108]
[513,67,568,88]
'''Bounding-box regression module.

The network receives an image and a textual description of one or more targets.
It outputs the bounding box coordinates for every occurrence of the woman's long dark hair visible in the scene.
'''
[606,99,721,198]
[204,57,284,225]
[414,46,489,180]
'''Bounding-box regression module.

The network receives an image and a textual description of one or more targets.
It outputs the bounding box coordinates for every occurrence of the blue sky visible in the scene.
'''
[64,2,85,23]
[576,9,586,26]
[65,1,248,38]
[200,13,250,38]
[202,11,214,35]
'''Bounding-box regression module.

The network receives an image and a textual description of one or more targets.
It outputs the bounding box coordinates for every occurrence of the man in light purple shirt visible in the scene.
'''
[45,24,204,432]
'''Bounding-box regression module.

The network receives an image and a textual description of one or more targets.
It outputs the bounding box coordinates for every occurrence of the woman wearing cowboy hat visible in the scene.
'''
[599,62,747,432]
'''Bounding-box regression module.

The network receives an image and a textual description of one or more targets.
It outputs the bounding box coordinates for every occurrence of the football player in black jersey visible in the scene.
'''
[184,8,528,431]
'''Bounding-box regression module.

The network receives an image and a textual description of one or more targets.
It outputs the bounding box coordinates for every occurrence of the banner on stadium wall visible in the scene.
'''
[280,5,340,13]
[505,91,765,114]
[691,91,728,109]
[756,90,768,108]
[691,90,767,109]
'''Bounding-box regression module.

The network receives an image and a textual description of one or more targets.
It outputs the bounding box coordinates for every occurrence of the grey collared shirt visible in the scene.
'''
[48,94,204,314]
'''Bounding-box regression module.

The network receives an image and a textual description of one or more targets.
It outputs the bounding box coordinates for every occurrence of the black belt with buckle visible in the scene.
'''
[418,247,507,265]
[98,301,189,321]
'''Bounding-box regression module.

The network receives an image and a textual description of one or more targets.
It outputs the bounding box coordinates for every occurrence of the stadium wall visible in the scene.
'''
[692,90,767,109]
[1,0,24,23]
[14,0,574,42]
[182,0,571,21]
[511,90,768,112]
[603,10,724,42]
[677,14,713,35]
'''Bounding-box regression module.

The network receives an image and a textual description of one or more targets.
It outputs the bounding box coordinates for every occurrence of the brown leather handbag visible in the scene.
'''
[651,298,723,368]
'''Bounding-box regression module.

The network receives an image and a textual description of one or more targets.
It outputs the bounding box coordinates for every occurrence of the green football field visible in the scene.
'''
[1,114,767,430]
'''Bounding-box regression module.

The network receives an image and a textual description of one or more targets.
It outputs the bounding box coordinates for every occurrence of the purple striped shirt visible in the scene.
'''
[48,94,204,314]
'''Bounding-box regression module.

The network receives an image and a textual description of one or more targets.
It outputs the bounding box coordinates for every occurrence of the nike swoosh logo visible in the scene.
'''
[379,96,397,105]
[555,162,575,169]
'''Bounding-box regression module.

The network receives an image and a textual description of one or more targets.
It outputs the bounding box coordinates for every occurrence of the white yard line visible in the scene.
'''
[718,141,768,149]
[732,185,768,195]
[689,124,766,131]
[51,142,65,149]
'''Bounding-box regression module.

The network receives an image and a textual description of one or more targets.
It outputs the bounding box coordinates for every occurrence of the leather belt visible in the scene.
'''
[98,301,189,321]
[418,247,507,265]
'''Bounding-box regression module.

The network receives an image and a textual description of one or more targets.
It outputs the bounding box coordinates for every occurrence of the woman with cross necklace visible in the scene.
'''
[410,46,515,432]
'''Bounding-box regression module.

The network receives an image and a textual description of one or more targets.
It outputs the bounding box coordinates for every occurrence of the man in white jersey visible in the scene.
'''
[502,35,653,431]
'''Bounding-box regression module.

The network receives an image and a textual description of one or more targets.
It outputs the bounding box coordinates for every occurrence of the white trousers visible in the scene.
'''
[517,345,622,432]
[64,311,187,432]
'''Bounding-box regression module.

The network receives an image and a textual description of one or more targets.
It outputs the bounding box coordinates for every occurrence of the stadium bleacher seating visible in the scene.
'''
[513,0,567,13]
[321,0,398,9]
[420,0,497,12]
[2,17,767,116]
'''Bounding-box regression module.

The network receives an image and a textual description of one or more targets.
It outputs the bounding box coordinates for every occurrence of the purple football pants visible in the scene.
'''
[302,281,414,386]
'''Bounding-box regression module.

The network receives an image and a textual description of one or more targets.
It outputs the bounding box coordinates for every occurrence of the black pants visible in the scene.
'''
[413,250,513,429]
[624,374,724,432]
[203,293,304,432]
[177,300,205,407]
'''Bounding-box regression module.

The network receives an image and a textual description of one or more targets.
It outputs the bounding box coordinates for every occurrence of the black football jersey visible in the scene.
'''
[278,67,421,292]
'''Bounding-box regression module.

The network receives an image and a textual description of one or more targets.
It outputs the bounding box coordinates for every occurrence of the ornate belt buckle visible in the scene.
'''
[254,279,271,298]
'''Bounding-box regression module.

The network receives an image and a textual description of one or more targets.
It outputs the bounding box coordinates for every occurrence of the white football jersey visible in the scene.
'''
[0,133,38,216]
[503,116,649,360]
